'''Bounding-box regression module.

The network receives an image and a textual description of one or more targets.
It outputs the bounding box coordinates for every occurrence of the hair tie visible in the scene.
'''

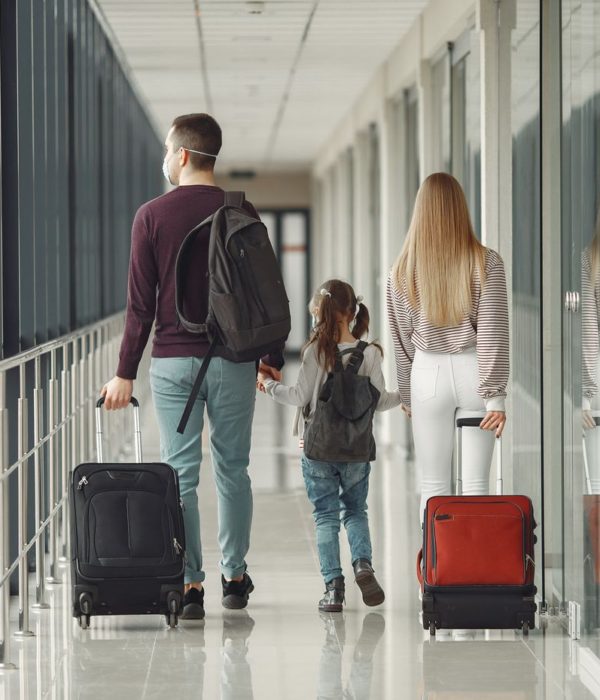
[320,288,332,298]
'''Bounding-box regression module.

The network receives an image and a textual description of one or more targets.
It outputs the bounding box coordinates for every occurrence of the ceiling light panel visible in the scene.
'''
[97,0,428,168]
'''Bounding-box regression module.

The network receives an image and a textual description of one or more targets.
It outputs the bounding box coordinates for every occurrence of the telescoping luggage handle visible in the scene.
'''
[455,416,502,495]
[583,415,600,494]
[95,397,142,464]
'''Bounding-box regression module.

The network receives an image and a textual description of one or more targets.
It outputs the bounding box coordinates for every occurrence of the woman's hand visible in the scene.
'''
[480,411,506,438]
[401,404,412,418]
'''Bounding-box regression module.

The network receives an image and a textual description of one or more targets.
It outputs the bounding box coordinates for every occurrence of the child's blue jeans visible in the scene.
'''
[301,455,372,584]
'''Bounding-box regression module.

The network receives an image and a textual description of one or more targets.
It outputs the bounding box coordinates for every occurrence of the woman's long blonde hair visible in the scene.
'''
[392,172,486,327]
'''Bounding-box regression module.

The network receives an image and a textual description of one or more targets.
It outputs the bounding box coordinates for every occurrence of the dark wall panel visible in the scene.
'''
[0,0,163,358]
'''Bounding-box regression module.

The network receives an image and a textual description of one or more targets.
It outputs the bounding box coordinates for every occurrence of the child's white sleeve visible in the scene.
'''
[368,349,402,412]
[262,345,318,408]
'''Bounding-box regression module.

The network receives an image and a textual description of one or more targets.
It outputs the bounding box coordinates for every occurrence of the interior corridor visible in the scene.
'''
[0,362,595,699]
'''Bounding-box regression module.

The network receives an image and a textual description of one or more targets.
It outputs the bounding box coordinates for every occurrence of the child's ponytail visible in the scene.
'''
[351,299,369,340]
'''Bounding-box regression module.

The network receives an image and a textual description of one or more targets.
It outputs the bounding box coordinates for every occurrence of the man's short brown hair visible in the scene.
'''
[170,113,222,171]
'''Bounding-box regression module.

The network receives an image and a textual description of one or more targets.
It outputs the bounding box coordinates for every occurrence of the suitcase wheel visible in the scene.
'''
[78,592,92,630]
[522,622,529,636]
[429,622,436,637]
[166,591,180,629]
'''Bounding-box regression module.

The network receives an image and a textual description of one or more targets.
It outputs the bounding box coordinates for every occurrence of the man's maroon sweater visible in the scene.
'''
[117,184,283,379]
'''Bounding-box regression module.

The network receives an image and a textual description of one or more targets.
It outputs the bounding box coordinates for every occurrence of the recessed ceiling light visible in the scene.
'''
[247,1,265,15]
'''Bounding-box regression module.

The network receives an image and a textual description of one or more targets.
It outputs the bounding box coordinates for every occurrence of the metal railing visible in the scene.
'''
[0,312,149,670]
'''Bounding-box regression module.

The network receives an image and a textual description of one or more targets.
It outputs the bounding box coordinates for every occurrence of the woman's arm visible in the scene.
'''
[476,254,509,411]
[386,274,414,408]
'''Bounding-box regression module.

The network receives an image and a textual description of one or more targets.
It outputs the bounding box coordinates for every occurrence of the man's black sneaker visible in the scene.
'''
[180,586,205,620]
[221,573,254,609]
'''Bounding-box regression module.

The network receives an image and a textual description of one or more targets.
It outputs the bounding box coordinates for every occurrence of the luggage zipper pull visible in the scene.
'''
[173,538,183,555]
[77,476,88,490]
[240,248,245,258]
[525,554,535,569]
[180,498,186,512]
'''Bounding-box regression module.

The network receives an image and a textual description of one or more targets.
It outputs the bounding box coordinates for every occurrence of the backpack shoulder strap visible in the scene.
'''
[224,191,245,208]
[175,214,217,335]
[343,341,368,374]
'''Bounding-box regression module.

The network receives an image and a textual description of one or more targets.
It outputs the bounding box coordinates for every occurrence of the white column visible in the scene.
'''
[477,0,516,490]
[417,58,434,180]
[477,0,516,256]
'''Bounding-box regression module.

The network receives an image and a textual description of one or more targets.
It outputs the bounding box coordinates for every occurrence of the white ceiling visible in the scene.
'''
[96,0,428,172]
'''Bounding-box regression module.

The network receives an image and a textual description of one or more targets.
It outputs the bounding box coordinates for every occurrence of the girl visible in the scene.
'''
[386,172,509,522]
[257,279,401,612]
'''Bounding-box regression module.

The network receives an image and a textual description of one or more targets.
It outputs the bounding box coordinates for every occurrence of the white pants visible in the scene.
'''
[411,348,496,519]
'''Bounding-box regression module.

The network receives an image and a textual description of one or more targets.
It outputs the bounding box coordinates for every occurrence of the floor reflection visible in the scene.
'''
[317,613,385,700]
[221,611,255,700]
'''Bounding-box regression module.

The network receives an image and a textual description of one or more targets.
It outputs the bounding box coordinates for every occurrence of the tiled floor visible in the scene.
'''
[1,368,599,698]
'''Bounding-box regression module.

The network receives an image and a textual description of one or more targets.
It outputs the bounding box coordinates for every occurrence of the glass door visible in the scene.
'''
[561,0,600,649]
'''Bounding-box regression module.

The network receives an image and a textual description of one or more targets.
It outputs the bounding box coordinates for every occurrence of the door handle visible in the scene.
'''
[564,291,580,312]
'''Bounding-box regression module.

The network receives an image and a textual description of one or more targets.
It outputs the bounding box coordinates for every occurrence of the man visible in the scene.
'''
[101,113,283,619]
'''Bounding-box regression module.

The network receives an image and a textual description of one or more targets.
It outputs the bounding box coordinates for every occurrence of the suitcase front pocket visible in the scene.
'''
[87,490,177,570]
[432,502,526,586]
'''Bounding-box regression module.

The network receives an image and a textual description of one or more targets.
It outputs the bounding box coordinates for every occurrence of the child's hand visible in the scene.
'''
[256,371,269,393]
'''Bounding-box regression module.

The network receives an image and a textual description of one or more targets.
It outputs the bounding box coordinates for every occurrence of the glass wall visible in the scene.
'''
[511,0,544,598]
[0,0,162,358]
[428,34,481,237]
[561,0,600,649]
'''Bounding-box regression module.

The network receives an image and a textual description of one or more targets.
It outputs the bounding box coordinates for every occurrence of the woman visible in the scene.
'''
[386,173,509,520]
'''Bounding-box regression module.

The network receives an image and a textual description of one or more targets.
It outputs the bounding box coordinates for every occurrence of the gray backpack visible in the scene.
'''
[175,191,291,433]
[304,342,381,463]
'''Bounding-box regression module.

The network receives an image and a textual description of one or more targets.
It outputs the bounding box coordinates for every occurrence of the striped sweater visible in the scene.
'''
[386,248,509,412]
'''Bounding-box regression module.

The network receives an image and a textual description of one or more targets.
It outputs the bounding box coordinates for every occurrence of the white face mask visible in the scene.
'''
[162,145,219,186]
[162,152,175,185]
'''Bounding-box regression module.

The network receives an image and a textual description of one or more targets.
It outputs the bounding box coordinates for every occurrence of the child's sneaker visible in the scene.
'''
[353,559,385,606]
[318,577,345,612]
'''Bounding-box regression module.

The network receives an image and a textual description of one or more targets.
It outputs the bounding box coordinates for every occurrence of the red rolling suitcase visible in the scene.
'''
[583,415,600,631]
[417,416,537,636]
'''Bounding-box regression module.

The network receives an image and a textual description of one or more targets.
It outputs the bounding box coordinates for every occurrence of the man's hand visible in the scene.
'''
[583,409,597,430]
[101,377,133,410]
[259,362,282,382]
[480,411,506,438]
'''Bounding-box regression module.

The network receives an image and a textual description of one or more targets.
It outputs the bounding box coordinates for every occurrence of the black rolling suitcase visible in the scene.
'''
[70,397,185,629]
[417,415,537,636]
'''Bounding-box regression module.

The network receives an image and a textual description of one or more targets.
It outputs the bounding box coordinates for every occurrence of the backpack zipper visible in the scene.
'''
[173,538,183,555]
[77,476,88,490]
[237,245,269,322]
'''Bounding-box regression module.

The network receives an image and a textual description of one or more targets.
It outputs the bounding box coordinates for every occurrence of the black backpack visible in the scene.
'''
[175,191,291,433]
[303,342,381,463]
